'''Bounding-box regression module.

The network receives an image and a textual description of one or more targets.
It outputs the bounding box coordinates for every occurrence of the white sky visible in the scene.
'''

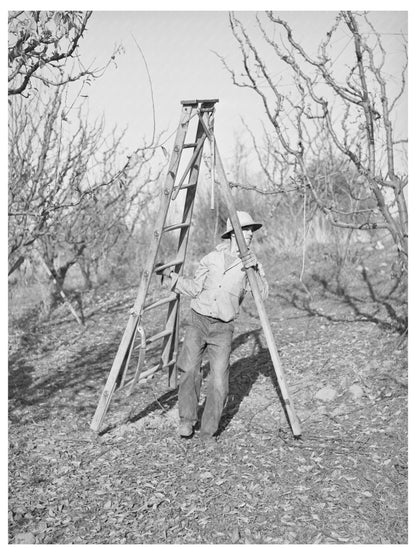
[74,8,408,169]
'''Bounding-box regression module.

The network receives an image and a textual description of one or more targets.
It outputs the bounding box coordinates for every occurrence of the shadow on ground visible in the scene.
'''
[275,273,407,334]
[124,328,286,438]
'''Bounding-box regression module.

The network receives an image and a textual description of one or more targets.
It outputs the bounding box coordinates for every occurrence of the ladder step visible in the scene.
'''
[121,364,159,389]
[123,358,177,390]
[163,222,190,233]
[181,98,219,106]
[143,293,177,312]
[172,183,198,200]
[153,259,184,273]
[172,181,198,199]
[137,364,160,380]
[163,358,176,368]
[177,182,197,191]
[183,142,197,148]
[140,358,176,379]
[146,329,172,345]
[181,99,199,106]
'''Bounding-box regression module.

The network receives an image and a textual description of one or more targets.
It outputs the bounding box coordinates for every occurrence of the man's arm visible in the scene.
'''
[240,250,269,300]
[169,256,210,298]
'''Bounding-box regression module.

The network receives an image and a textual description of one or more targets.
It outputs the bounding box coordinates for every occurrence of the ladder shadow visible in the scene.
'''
[125,328,285,437]
[216,327,286,437]
[217,346,283,437]
[128,387,179,425]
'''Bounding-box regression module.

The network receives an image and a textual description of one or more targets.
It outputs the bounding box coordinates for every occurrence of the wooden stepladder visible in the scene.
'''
[91,98,301,438]
[90,99,218,432]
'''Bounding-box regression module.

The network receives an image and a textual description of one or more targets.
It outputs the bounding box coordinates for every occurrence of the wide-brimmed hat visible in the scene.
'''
[221,211,263,239]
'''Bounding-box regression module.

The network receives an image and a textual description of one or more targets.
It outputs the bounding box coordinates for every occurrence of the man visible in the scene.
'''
[157,211,268,444]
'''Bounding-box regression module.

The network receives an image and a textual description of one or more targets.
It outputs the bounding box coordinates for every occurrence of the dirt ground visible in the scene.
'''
[8,250,408,544]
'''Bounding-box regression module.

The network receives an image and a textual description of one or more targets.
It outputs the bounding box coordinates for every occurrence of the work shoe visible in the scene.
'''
[178,421,193,438]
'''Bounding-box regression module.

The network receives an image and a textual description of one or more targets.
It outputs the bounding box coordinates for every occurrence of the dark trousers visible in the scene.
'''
[178,310,234,436]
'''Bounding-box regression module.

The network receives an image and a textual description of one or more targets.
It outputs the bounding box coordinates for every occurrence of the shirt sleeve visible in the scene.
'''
[244,261,269,300]
[170,254,210,298]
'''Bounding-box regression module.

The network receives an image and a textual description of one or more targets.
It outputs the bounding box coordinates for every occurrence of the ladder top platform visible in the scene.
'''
[181,99,219,106]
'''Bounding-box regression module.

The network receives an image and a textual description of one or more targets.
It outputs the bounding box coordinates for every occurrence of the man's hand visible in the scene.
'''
[155,265,172,277]
[154,262,173,283]
[240,250,258,270]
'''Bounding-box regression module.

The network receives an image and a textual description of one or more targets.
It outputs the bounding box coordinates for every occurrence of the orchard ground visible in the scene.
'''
[8,242,407,544]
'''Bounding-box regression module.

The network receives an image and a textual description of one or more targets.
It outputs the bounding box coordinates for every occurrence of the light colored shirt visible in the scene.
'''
[171,243,268,322]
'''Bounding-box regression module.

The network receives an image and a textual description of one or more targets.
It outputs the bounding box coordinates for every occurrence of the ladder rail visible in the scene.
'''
[160,296,180,387]
[127,326,146,395]
[131,103,196,318]
[172,134,206,200]
[118,321,140,390]
[143,293,177,313]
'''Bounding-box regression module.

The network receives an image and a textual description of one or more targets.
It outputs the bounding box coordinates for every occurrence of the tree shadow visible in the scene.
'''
[8,338,121,417]
[276,264,407,334]
[307,268,406,332]
[8,361,35,413]
[8,283,149,421]
[8,291,138,423]
[84,295,134,320]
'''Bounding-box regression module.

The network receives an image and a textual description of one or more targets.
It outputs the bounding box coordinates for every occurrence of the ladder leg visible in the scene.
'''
[118,323,141,390]
[90,314,139,432]
[214,142,302,438]
[167,302,180,389]
[160,298,178,372]
[127,326,146,395]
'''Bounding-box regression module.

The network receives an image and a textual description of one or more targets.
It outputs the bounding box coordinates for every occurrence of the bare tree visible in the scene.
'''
[221,11,407,269]
[8,11,111,97]
[8,85,163,314]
